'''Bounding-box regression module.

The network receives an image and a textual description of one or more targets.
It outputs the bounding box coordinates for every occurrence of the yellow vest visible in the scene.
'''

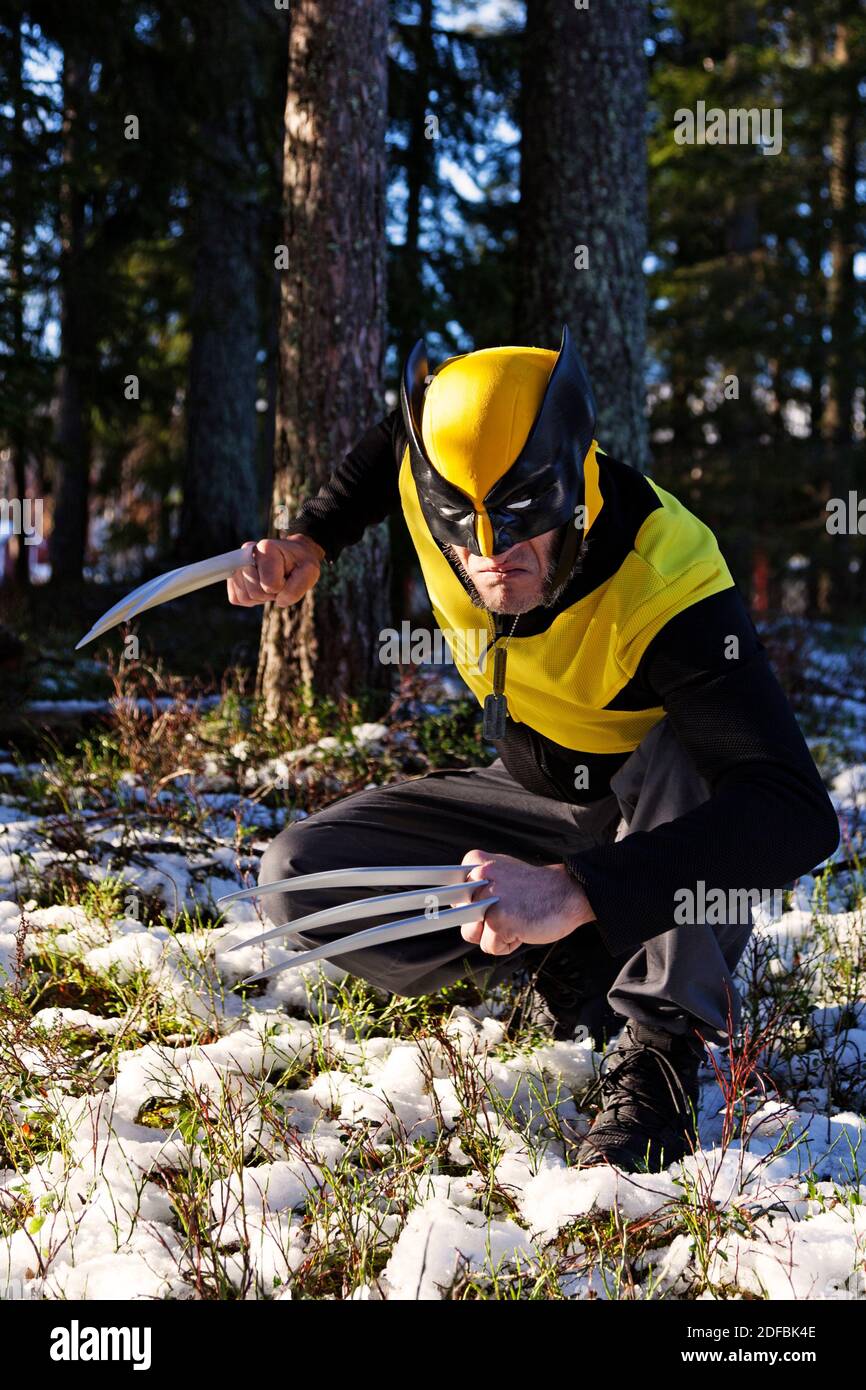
[399,442,735,755]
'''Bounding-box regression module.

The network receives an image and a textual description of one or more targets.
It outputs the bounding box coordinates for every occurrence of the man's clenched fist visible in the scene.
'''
[226,535,325,609]
[460,849,596,956]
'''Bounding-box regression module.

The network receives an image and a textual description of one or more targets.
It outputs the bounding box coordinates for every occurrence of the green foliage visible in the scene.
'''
[387,0,521,368]
[647,2,866,614]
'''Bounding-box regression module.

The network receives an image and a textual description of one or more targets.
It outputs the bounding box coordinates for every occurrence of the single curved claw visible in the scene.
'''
[227,880,489,953]
[75,545,253,649]
[217,865,472,907]
[240,897,500,985]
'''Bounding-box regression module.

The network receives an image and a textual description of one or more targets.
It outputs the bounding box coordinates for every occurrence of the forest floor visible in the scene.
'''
[1,618,865,1301]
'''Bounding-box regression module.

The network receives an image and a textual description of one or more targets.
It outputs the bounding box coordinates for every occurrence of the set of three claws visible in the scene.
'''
[74,566,500,983]
[216,867,499,985]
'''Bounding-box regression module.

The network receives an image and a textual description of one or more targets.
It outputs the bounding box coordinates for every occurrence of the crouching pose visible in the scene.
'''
[228,329,839,1172]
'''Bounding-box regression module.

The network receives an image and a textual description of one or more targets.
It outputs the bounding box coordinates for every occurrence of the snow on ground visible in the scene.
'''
[0,709,864,1301]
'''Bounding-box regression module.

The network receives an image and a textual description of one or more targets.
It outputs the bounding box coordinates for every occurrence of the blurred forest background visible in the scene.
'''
[0,0,864,721]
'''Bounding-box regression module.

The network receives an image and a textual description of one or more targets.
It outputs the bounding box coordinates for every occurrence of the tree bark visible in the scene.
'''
[820,21,858,610]
[395,0,435,368]
[822,22,857,451]
[177,1,264,561]
[804,35,826,444]
[515,0,648,470]
[51,41,91,587]
[9,14,30,587]
[257,0,389,722]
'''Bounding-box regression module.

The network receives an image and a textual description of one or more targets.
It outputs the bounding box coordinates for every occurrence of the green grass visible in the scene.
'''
[0,644,863,1300]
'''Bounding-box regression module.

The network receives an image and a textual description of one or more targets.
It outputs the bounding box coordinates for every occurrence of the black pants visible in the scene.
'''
[259,720,753,1042]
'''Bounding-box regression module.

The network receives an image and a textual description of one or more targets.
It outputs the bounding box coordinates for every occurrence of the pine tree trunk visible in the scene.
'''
[9,15,29,587]
[257,0,389,723]
[177,1,264,562]
[395,0,435,368]
[51,44,91,587]
[822,23,857,451]
[804,38,826,443]
[717,6,761,589]
[390,0,435,628]
[821,21,858,610]
[516,0,648,470]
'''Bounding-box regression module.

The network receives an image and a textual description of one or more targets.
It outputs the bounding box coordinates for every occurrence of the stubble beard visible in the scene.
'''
[444,526,580,615]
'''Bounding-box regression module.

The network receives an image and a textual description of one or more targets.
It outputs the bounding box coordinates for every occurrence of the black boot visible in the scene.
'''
[574,1020,704,1172]
[515,924,622,1048]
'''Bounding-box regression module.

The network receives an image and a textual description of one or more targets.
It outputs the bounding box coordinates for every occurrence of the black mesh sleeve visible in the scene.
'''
[565,587,841,957]
[283,409,405,562]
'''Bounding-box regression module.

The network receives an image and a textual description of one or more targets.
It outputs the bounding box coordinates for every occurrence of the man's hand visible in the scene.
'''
[460,849,595,956]
[226,535,325,609]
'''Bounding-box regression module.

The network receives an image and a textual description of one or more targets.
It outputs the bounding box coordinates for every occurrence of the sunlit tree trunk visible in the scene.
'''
[178,0,264,561]
[9,15,30,587]
[257,0,389,722]
[51,41,91,586]
[819,22,858,610]
[516,0,648,470]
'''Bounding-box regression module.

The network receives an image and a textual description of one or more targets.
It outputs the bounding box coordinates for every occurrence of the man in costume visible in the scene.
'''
[227,329,839,1171]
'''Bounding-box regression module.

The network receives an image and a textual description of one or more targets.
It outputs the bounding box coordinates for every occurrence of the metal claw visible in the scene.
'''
[240,896,500,985]
[217,864,472,907]
[227,880,489,953]
[75,545,253,649]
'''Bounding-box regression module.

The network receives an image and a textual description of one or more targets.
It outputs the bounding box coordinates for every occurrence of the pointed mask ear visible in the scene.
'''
[400,338,429,460]
[400,336,487,553]
[475,326,597,553]
[556,325,597,461]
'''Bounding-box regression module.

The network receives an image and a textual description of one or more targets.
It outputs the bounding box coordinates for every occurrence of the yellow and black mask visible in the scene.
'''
[400,325,597,559]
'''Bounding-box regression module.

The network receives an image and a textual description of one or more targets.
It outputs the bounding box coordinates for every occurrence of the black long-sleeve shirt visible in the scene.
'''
[285,411,841,958]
